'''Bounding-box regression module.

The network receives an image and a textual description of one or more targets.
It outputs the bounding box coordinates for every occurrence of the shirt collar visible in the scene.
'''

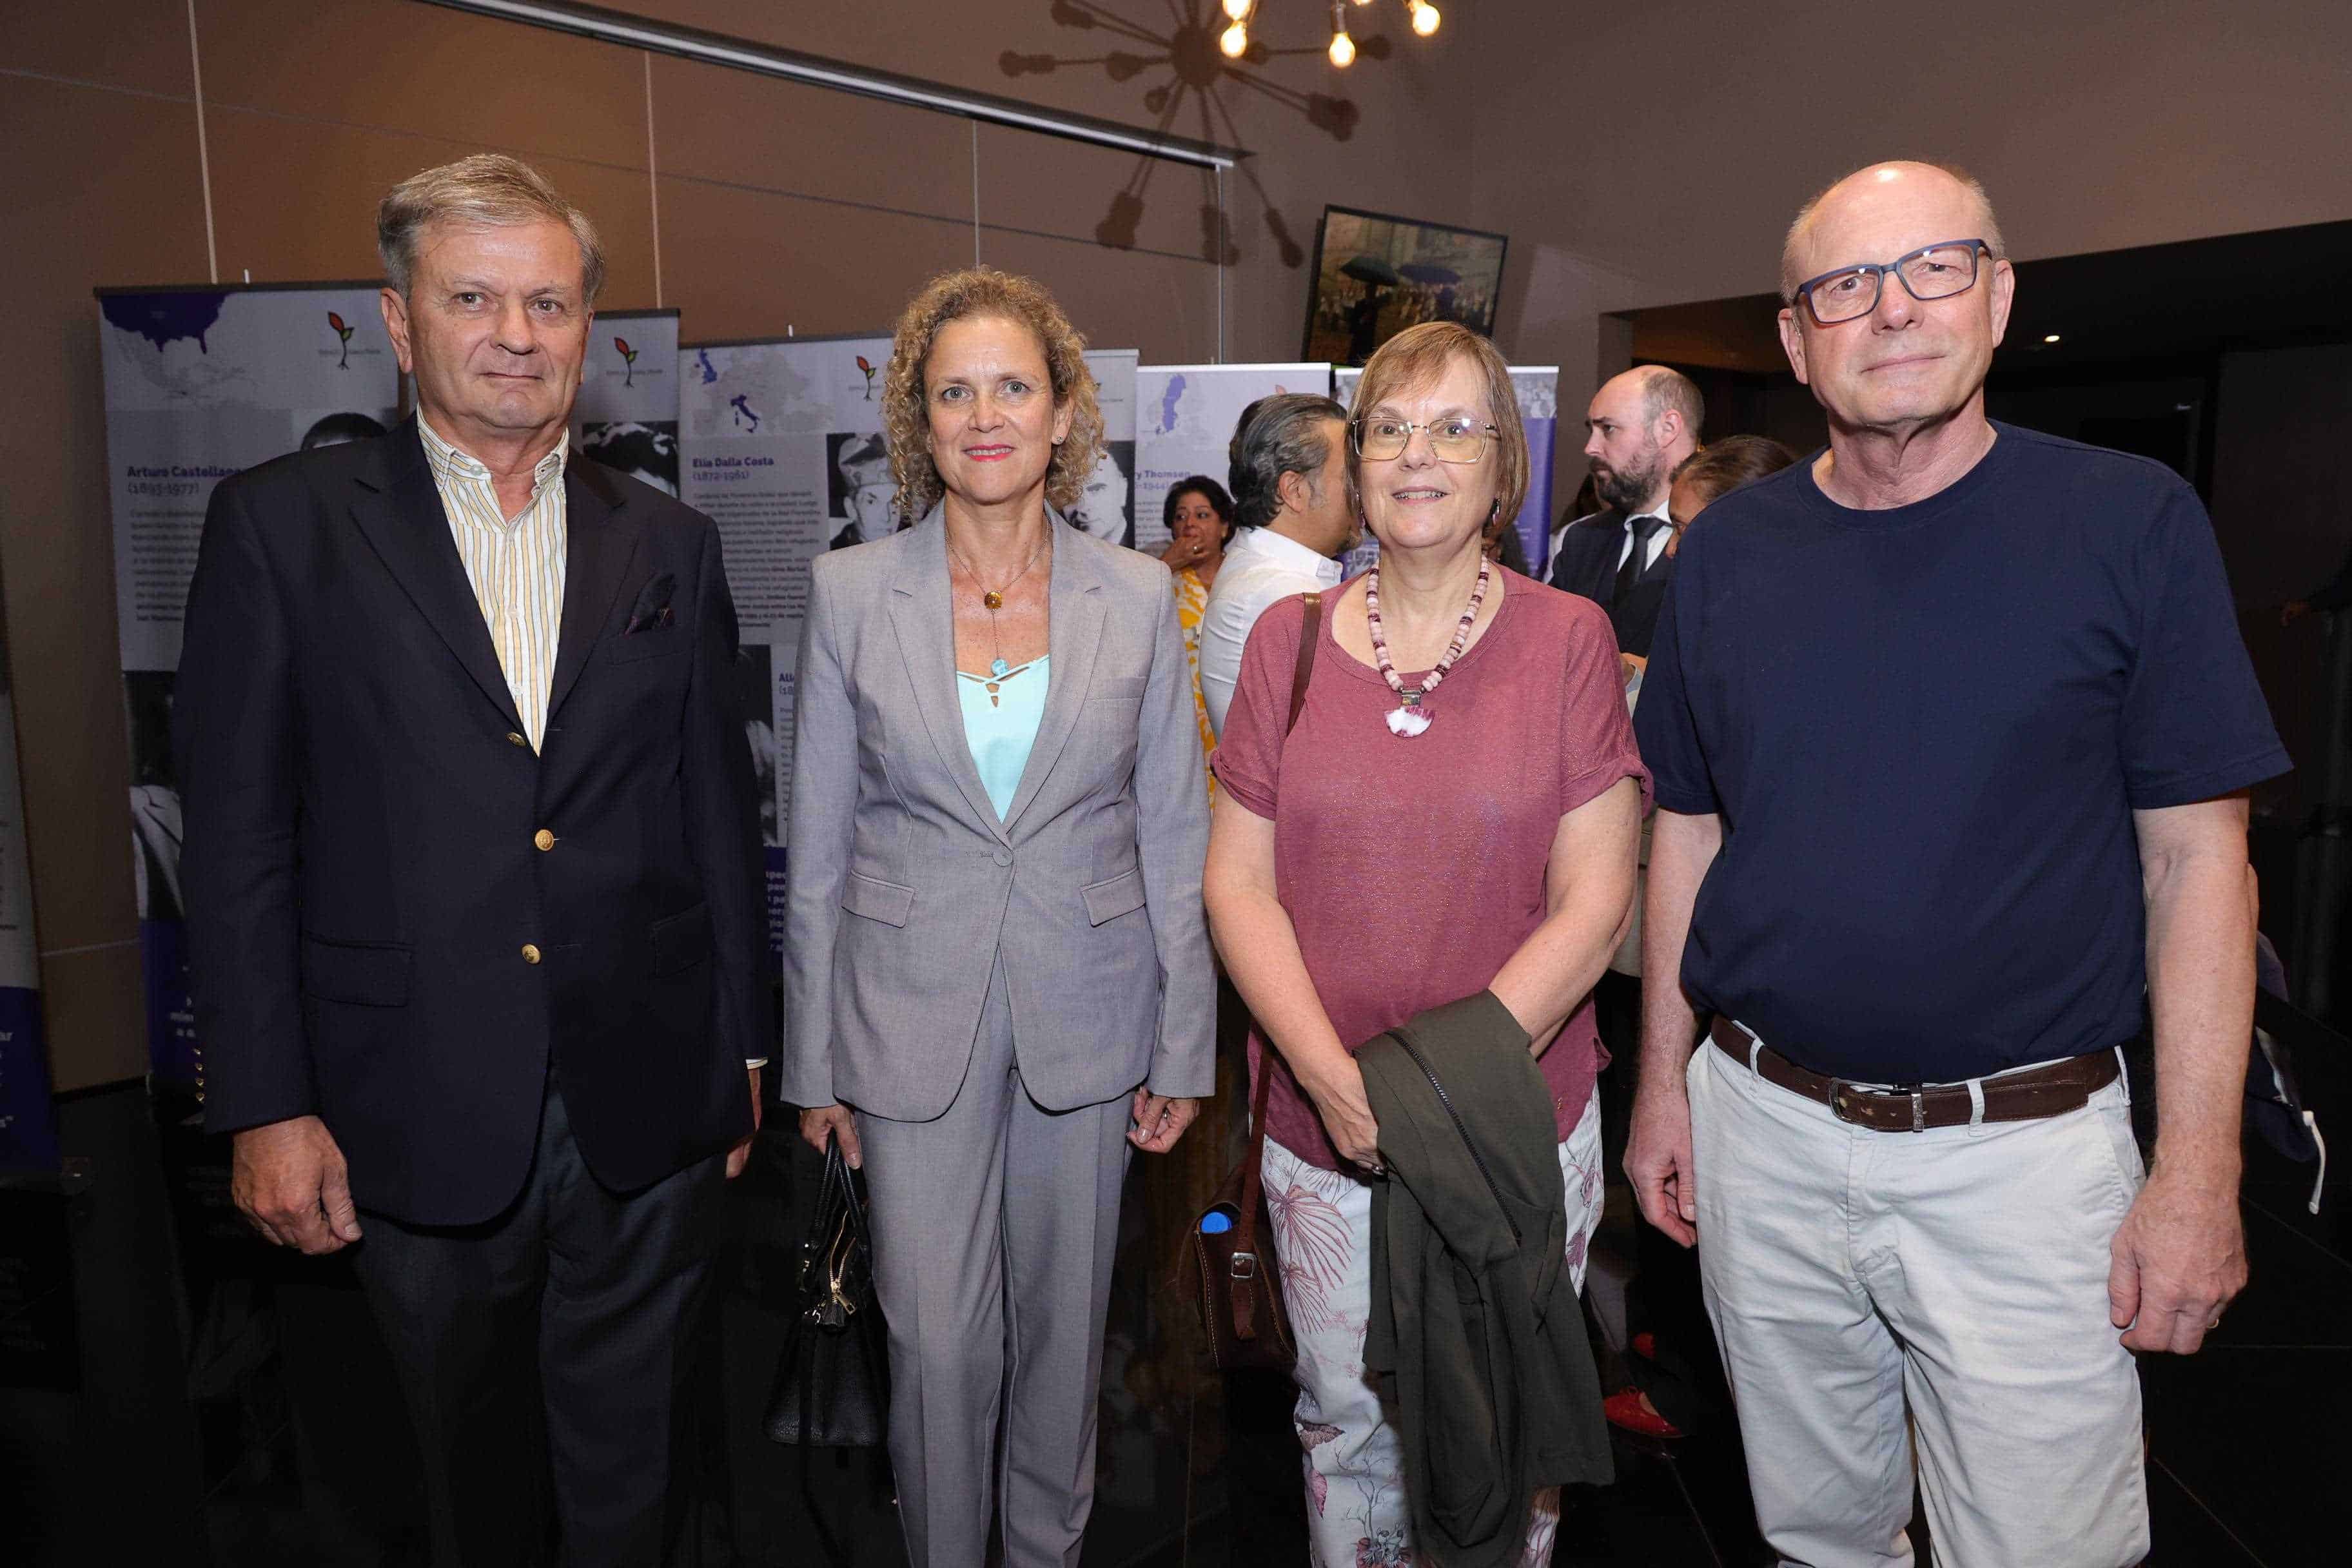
[418,414,569,495]
[1232,524,1344,585]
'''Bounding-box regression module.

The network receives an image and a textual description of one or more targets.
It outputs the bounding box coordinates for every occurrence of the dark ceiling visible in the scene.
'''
[1627,219,2352,377]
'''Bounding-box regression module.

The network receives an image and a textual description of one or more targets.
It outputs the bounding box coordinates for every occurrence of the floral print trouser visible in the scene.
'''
[1261,1090,1603,1567]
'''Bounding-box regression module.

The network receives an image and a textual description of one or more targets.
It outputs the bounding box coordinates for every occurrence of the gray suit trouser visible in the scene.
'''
[854,958,1135,1568]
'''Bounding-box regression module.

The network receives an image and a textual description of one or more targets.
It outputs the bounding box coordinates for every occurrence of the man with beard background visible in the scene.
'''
[1547,366,1703,660]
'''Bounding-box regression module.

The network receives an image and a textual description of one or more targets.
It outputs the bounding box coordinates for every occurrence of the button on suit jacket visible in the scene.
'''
[779,509,1214,1120]
[175,420,767,1226]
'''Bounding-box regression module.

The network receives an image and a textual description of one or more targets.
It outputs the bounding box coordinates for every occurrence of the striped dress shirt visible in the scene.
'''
[418,416,569,751]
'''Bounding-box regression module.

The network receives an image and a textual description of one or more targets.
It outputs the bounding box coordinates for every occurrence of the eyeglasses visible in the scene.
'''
[1351,415,1499,464]
[1791,239,1993,326]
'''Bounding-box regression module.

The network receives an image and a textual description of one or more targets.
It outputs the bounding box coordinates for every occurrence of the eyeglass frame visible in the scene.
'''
[1788,238,1995,328]
[1349,415,1502,464]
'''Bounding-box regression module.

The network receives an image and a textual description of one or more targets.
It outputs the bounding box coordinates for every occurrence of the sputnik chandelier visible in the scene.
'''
[1217,0,1444,67]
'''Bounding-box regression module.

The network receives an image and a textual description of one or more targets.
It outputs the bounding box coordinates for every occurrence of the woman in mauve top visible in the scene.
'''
[1206,322,1649,1567]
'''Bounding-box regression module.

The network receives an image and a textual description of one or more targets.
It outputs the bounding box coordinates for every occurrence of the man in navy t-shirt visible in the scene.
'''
[1628,161,2288,1568]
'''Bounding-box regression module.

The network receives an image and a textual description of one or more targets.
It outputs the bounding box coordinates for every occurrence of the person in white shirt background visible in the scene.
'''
[1197,392,1358,738]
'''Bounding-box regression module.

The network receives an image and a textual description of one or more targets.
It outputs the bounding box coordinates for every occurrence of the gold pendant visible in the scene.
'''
[983,591,1004,610]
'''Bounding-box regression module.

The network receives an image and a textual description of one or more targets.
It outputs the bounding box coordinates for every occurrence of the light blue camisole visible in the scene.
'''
[956,656,1049,820]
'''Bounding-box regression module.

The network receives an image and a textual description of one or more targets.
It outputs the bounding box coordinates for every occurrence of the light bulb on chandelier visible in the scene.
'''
[1219,20,1250,56]
[1328,3,1355,66]
[1222,0,1253,20]
[1411,2,1442,36]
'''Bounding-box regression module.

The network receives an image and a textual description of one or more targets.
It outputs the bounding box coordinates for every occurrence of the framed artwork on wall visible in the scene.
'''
[1302,205,1510,368]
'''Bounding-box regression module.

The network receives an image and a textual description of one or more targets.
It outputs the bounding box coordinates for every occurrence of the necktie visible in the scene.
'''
[1614,514,1665,604]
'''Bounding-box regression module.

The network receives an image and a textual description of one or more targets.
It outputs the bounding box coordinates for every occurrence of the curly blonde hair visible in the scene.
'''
[880,268,1105,521]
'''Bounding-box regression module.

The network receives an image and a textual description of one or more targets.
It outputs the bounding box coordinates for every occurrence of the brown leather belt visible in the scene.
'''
[1709,1018,2119,1133]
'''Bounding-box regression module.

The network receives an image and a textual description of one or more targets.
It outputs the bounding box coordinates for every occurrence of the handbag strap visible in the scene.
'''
[1285,591,1322,737]
[1233,590,1322,1340]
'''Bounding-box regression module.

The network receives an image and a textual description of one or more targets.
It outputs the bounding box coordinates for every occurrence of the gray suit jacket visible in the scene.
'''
[779,508,1214,1120]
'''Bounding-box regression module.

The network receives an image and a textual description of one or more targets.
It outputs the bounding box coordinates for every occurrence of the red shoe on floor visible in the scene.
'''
[1604,1389,1684,1440]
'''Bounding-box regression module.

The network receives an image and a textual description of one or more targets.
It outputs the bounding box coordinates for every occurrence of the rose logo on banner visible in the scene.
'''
[328,311,353,369]
[616,335,639,387]
[856,354,877,400]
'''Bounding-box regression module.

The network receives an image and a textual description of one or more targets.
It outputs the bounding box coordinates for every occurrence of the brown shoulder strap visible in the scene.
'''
[1285,591,1322,738]
[1234,591,1322,1341]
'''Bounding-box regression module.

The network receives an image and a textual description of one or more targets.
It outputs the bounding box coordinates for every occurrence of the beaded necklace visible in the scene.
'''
[1364,556,1491,737]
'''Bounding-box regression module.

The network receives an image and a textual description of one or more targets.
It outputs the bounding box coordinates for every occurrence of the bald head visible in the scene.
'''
[1781,161,2005,300]
[1584,366,1703,515]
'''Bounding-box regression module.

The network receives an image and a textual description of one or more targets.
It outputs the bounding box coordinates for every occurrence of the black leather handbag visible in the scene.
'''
[763,1132,890,1447]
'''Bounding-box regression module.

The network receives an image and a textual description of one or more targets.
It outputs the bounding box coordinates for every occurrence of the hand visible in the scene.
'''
[2280,599,2313,627]
[798,1102,862,1169]
[725,1066,763,1180]
[1303,1060,1382,1173]
[231,1115,363,1255]
[1625,1080,1698,1247]
[1128,1091,1200,1153]
[1160,535,1206,569]
[2108,1163,2247,1354]
[1619,652,1648,680]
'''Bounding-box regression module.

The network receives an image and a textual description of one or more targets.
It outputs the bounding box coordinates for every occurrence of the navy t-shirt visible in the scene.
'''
[1634,423,2289,1083]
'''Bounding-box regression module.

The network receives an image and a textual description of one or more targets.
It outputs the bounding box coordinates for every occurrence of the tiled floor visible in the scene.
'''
[7,1043,2346,1568]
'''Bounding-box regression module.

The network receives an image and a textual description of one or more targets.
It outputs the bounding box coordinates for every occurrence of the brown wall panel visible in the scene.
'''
[656,173,970,342]
[198,0,649,173]
[649,54,970,224]
[203,106,660,305]
[972,120,1212,264]
[0,0,194,95]
[0,75,212,1090]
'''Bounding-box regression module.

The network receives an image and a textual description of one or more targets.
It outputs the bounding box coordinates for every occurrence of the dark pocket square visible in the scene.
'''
[623,572,677,635]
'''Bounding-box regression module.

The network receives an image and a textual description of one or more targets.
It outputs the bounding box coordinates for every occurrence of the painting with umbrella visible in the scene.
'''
[1302,204,1510,366]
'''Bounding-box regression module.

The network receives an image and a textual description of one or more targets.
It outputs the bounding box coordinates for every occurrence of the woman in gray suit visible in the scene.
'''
[779,268,1214,1568]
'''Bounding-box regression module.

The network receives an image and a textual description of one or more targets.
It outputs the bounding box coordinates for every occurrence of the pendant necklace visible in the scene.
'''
[947,525,1051,684]
[1365,556,1491,738]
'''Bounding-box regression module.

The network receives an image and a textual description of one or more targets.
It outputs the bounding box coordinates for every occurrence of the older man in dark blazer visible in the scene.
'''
[175,155,765,1567]
[1547,366,1703,659]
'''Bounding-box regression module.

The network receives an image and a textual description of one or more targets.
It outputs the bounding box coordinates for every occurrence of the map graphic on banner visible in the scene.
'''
[98,284,402,1084]
[1332,364,1558,578]
[1077,348,1137,548]
[573,308,681,496]
[681,335,894,959]
[1134,364,1329,556]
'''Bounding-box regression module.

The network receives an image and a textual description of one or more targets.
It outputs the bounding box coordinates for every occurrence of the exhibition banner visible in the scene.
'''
[573,309,681,495]
[1331,364,1558,577]
[0,605,58,1174]
[1135,363,1329,556]
[1078,348,1138,547]
[680,333,895,954]
[97,283,402,1084]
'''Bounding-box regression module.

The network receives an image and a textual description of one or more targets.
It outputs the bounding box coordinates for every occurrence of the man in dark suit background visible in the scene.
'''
[1547,366,1703,659]
[176,154,765,1567]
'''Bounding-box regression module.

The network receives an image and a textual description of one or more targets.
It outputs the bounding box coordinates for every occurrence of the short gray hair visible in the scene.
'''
[1636,366,1704,440]
[1779,160,2005,301]
[377,153,606,303]
[1228,393,1348,531]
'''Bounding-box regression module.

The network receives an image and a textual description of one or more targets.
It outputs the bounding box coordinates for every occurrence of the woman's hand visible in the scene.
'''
[1302,1059,1383,1173]
[1128,1092,1200,1153]
[1159,534,1208,571]
[798,1103,862,1169]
